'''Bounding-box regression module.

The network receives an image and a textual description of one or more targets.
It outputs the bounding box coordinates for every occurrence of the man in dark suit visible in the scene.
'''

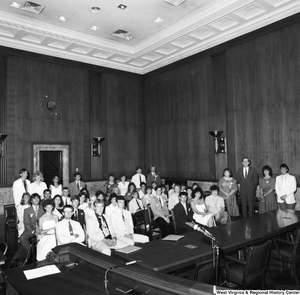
[69,172,86,198]
[71,195,85,230]
[20,193,44,248]
[235,157,259,218]
[146,165,161,186]
[173,191,194,234]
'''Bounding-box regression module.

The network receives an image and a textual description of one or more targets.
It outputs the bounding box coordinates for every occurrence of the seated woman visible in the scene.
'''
[149,186,170,238]
[36,199,58,261]
[125,182,137,203]
[84,194,97,218]
[16,192,31,237]
[191,187,215,228]
[142,186,153,208]
[78,191,89,210]
[105,193,119,221]
[95,190,106,204]
[104,173,118,199]
[205,185,231,225]
[52,195,64,220]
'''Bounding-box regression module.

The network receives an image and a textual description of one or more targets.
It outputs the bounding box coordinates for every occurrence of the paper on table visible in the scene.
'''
[162,235,184,241]
[24,265,60,280]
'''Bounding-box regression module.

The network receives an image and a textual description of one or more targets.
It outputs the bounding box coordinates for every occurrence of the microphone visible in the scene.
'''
[194,224,215,240]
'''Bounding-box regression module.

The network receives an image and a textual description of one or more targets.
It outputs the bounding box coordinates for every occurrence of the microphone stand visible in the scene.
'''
[194,225,219,286]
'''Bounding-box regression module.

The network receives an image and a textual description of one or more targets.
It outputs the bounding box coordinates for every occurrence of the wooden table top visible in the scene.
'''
[116,209,300,273]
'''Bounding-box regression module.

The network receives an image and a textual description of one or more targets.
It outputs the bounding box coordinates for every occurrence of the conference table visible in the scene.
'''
[115,209,300,274]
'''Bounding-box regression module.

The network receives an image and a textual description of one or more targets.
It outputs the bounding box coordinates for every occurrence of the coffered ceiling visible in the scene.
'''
[0,0,299,74]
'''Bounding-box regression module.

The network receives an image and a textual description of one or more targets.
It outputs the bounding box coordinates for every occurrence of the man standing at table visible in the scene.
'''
[12,168,31,207]
[235,157,259,218]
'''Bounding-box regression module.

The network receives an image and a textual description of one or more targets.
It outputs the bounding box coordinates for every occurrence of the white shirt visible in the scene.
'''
[118,181,129,196]
[28,181,48,198]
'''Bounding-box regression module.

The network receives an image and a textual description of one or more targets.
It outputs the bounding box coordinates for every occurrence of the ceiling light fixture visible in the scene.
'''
[118,4,127,10]
[59,16,67,22]
[10,2,21,8]
[89,6,102,13]
[154,17,164,23]
[90,26,99,31]
[164,0,186,6]
[125,35,132,40]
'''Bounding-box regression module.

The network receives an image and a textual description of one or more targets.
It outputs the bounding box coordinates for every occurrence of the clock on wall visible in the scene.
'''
[47,100,57,111]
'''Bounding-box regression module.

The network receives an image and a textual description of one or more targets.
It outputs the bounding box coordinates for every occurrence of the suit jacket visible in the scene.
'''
[12,178,31,206]
[86,212,115,247]
[235,167,259,191]
[72,208,86,229]
[173,202,193,229]
[146,173,161,186]
[149,194,169,220]
[69,181,86,198]
[275,173,297,203]
[131,173,146,189]
[110,209,134,238]
[23,206,44,234]
[55,218,85,245]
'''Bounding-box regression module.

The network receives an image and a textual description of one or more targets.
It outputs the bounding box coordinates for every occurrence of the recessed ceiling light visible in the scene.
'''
[154,17,163,24]
[10,2,21,8]
[59,16,67,22]
[164,0,186,6]
[89,5,102,13]
[118,4,127,10]
[90,26,99,31]
[125,35,132,40]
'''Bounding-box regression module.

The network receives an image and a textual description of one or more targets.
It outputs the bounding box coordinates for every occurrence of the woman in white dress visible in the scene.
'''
[191,187,215,228]
[118,174,129,196]
[49,175,62,198]
[36,199,58,261]
[84,194,97,218]
[16,192,31,236]
[28,171,48,198]
[52,195,64,220]
[78,191,89,210]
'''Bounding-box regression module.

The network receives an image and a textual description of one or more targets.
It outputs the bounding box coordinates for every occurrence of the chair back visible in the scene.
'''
[0,242,8,256]
[4,204,16,224]
[290,228,300,256]
[243,240,272,286]
[7,246,31,269]
[170,209,177,235]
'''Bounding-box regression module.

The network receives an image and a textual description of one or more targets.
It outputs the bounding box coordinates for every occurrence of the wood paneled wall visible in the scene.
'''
[226,22,300,181]
[144,57,215,180]
[3,54,143,185]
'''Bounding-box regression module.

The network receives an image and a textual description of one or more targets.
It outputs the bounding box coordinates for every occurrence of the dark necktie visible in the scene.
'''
[122,211,126,223]
[74,210,78,220]
[23,180,27,192]
[139,175,142,186]
[77,182,80,190]
[68,221,74,236]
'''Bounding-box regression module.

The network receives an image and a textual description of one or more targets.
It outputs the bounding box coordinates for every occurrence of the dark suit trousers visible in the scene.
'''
[20,230,35,248]
[241,188,255,218]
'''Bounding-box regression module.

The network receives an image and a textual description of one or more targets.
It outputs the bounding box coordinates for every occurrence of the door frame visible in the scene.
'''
[33,143,69,186]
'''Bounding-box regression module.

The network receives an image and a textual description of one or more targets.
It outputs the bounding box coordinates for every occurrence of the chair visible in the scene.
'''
[4,204,17,244]
[269,228,300,284]
[7,245,31,269]
[0,242,8,256]
[140,205,161,241]
[220,240,272,289]
[170,209,177,235]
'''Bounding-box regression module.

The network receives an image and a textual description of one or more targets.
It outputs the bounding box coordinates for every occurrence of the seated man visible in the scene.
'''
[205,185,231,225]
[20,193,45,248]
[85,200,130,256]
[173,191,194,234]
[71,195,85,230]
[55,205,85,245]
[40,189,52,209]
[61,187,72,206]
[110,196,149,245]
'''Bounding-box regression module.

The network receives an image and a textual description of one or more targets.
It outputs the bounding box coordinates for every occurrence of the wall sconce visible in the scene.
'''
[209,130,226,154]
[0,134,8,157]
[92,137,105,157]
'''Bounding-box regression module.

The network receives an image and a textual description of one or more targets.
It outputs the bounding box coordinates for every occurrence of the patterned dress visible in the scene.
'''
[259,177,277,214]
[218,177,240,217]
